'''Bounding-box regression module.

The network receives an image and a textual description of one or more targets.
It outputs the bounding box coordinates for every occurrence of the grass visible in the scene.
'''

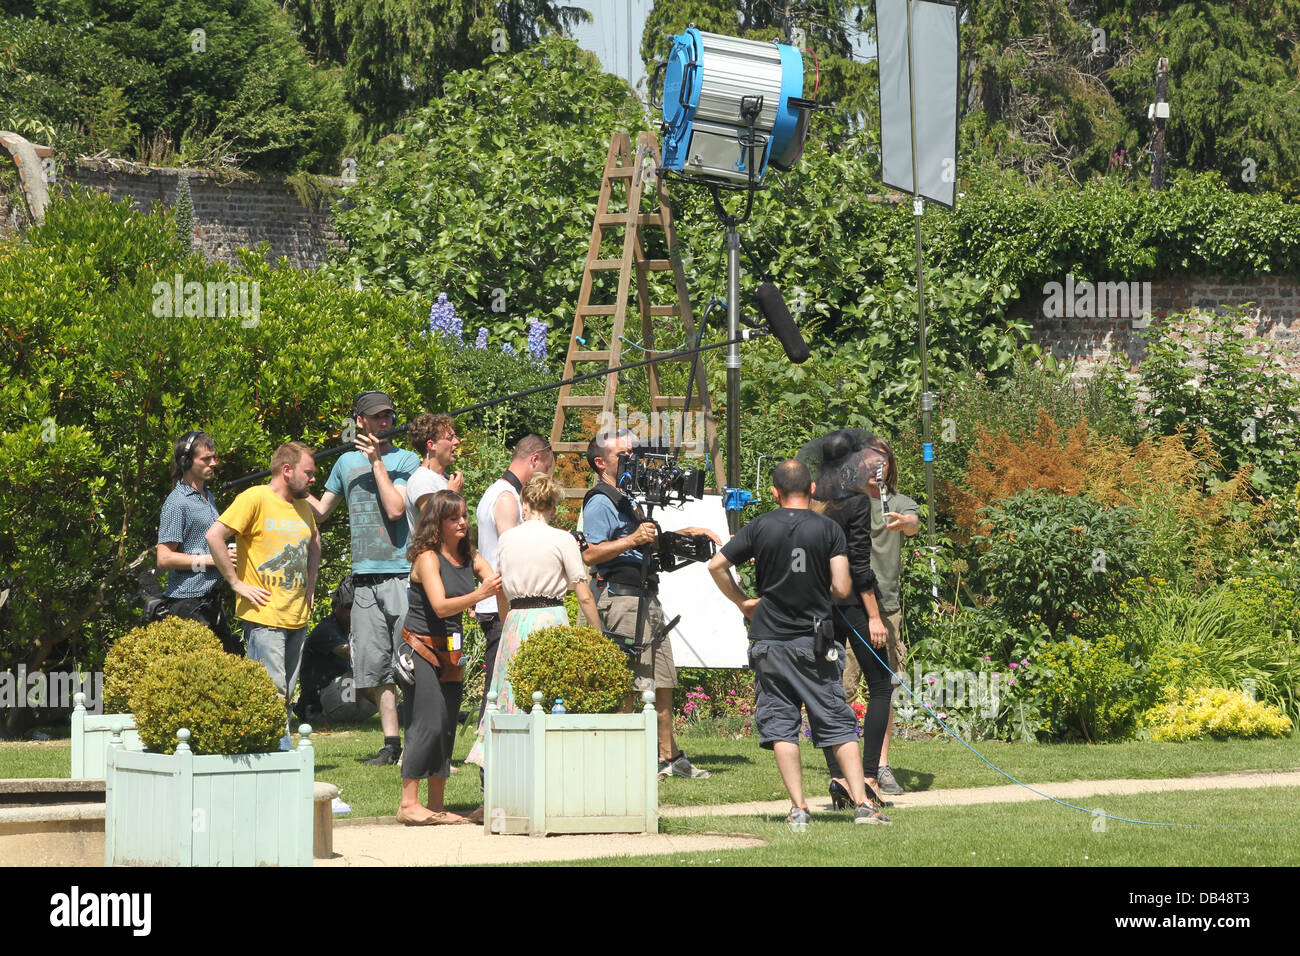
[3,719,1297,822]
[559,787,1300,867]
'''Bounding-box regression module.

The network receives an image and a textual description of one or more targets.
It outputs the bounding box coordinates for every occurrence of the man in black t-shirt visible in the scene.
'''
[708,459,890,828]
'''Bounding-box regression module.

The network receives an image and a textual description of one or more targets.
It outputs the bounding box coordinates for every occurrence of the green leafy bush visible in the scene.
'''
[1136,307,1300,498]
[1036,633,1145,742]
[972,491,1143,636]
[1144,688,1293,742]
[506,625,631,715]
[132,648,285,755]
[102,618,223,714]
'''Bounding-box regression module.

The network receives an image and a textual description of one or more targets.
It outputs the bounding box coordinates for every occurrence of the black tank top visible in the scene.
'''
[405,552,475,637]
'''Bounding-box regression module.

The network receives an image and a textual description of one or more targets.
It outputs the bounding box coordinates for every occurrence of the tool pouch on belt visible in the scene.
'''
[813,616,838,662]
[401,626,464,683]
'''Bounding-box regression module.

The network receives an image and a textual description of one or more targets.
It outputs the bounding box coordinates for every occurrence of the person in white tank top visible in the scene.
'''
[471,434,554,727]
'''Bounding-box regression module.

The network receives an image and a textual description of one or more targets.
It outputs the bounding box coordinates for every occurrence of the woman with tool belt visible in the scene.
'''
[396,490,502,826]
[465,474,602,770]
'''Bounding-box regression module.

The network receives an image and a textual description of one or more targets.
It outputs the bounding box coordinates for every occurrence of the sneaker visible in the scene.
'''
[657,758,672,781]
[362,745,401,766]
[877,765,905,795]
[668,751,711,779]
[854,800,892,825]
[787,805,811,832]
[331,797,352,815]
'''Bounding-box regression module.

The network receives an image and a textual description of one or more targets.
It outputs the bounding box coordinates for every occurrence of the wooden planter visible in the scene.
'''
[104,724,315,867]
[483,691,658,836]
[70,692,142,779]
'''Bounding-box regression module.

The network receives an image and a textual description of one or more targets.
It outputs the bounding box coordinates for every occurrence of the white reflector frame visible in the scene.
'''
[877,0,959,208]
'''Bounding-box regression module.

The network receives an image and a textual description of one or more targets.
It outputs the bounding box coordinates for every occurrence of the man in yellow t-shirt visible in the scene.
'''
[208,442,321,737]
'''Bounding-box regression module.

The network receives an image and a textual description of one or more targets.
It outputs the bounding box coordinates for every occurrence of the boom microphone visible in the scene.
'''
[756,282,810,364]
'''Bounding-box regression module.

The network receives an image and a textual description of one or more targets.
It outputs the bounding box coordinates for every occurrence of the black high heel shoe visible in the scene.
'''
[830,778,894,809]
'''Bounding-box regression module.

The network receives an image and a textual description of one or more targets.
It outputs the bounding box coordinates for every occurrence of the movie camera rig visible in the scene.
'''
[578,444,717,658]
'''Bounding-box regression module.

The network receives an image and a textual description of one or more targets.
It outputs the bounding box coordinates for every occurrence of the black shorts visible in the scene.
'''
[749,636,859,750]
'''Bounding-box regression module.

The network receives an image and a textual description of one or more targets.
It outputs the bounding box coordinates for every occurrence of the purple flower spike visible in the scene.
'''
[429,293,461,343]
[475,327,488,349]
[527,318,548,364]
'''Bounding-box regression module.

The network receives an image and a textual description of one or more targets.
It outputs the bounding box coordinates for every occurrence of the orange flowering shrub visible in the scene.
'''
[945,412,1260,585]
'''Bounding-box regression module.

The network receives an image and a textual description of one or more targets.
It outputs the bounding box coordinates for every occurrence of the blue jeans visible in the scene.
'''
[244,622,308,729]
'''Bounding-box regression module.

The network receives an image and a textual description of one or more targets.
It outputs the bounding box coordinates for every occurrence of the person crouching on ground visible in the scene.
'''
[397,490,502,826]
[707,459,890,829]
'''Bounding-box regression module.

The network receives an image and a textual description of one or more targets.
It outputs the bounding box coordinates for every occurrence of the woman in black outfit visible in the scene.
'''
[809,431,894,819]
[397,490,503,826]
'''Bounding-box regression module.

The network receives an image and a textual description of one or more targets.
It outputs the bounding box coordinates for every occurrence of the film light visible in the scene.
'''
[657,28,813,186]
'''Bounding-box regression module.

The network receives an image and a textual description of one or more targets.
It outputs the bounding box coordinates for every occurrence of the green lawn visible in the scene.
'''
[4,720,1297,823]
[562,787,1300,867]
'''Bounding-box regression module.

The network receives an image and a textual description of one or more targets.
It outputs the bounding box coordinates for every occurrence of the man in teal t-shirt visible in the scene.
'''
[309,391,419,765]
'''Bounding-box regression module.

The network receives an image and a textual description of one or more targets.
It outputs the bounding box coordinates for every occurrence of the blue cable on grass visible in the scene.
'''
[835,607,1295,831]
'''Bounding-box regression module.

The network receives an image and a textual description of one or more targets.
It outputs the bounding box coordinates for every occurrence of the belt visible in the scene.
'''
[604,582,657,599]
[353,572,407,585]
[510,596,565,609]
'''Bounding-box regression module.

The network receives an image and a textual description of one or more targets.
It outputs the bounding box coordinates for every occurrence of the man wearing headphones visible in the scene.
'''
[154,430,241,655]
[308,391,420,766]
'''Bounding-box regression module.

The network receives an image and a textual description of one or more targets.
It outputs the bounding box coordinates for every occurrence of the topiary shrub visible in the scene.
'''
[132,648,286,756]
[103,617,223,714]
[507,625,632,715]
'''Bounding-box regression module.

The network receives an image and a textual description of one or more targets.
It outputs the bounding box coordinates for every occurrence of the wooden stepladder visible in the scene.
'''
[550,131,723,498]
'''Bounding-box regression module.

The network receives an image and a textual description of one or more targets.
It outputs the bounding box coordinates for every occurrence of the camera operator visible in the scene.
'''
[581,429,720,780]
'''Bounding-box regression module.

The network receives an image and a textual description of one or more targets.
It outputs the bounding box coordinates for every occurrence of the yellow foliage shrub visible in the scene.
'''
[1144,687,1292,742]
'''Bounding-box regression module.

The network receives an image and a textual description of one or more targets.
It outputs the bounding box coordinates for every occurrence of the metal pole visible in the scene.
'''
[725,224,742,534]
[905,0,939,600]
[1150,57,1169,191]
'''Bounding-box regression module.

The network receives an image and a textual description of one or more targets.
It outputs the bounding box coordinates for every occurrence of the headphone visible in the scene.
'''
[176,430,206,475]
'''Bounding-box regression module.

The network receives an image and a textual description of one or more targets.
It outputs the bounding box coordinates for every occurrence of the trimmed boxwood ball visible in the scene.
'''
[103,617,223,713]
[507,625,632,715]
[132,648,286,755]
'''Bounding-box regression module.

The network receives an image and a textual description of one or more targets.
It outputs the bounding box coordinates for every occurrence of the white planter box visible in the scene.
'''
[70,692,141,779]
[483,691,658,836]
[104,725,315,867]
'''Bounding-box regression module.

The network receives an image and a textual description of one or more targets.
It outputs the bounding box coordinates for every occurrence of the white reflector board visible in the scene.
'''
[654,495,749,668]
[877,0,959,208]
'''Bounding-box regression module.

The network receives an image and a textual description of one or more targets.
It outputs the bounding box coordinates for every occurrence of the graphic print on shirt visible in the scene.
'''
[791,547,807,572]
[257,539,308,589]
[346,466,402,563]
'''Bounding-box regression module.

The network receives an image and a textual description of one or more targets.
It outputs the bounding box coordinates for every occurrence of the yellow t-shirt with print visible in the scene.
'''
[218,486,316,629]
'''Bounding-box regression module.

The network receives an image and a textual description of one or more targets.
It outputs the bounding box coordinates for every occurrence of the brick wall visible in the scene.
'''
[1011,274,1300,377]
[61,158,347,268]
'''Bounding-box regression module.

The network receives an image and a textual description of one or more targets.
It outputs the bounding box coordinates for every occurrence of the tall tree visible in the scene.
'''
[287,0,590,135]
